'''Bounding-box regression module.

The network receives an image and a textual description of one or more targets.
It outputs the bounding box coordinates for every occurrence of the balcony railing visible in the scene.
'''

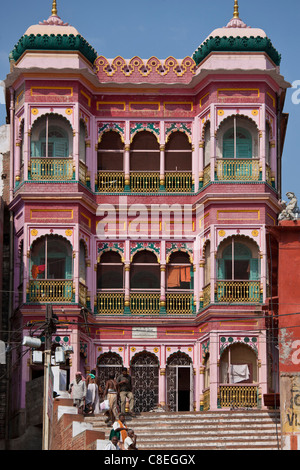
[28,280,73,302]
[130,292,160,314]
[203,164,211,187]
[216,159,260,181]
[217,280,261,303]
[96,292,125,314]
[79,282,88,307]
[165,172,193,192]
[203,284,211,308]
[130,172,160,192]
[166,292,194,314]
[30,158,74,181]
[97,171,125,192]
[219,384,258,408]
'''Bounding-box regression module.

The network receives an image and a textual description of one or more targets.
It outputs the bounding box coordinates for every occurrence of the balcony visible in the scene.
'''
[216,159,260,182]
[219,384,259,408]
[97,171,125,192]
[29,158,74,181]
[96,292,125,315]
[130,292,161,315]
[216,281,261,303]
[166,292,194,314]
[165,172,193,192]
[28,280,74,303]
[130,172,160,192]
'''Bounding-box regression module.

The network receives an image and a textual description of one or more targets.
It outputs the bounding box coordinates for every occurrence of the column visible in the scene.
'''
[260,104,266,182]
[124,143,130,191]
[210,226,216,304]
[195,340,200,411]
[15,139,21,187]
[160,240,166,314]
[209,331,219,410]
[193,119,199,192]
[159,344,166,408]
[199,141,204,188]
[159,144,165,190]
[73,103,79,181]
[124,240,131,314]
[259,331,268,409]
[210,105,216,182]
[73,228,79,304]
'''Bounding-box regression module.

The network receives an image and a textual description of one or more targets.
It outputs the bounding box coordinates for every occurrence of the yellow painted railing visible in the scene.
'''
[79,160,88,185]
[203,164,211,187]
[28,280,73,302]
[97,171,125,192]
[217,281,260,303]
[203,284,211,307]
[219,385,258,408]
[96,292,125,315]
[130,292,160,314]
[165,172,193,192]
[130,172,160,192]
[30,158,74,181]
[216,159,260,181]
[203,389,210,411]
[166,292,194,314]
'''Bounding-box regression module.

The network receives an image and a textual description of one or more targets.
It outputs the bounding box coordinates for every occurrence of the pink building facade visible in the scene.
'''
[5,1,290,425]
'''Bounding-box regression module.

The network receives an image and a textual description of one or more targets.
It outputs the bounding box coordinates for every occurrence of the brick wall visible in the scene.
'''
[50,398,105,450]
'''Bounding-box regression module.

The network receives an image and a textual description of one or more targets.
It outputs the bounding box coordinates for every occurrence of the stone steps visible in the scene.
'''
[85,409,281,450]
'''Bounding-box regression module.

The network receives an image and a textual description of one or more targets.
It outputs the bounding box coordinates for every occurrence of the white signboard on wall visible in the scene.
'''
[132,327,157,339]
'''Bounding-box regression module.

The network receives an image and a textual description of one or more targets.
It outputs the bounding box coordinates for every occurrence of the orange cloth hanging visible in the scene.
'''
[167,266,191,287]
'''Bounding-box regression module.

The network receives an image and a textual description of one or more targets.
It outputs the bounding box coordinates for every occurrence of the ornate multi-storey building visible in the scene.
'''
[5,0,290,426]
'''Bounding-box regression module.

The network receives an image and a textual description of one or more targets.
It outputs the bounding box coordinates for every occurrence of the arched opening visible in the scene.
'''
[97,131,124,192]
[216,237,260,303]
[29,235,73,302]
[97,251,124,290]
[131,351,159,413]
[130,250,160,290]
[219,342,259,408]
[165,131,192,192]
[97,352,123,391]
[166,352,193,412]
[167,251,192,291]
[130,131,160,191]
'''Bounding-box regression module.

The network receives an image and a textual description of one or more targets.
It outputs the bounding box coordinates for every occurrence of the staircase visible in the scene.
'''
[85,409,281,451]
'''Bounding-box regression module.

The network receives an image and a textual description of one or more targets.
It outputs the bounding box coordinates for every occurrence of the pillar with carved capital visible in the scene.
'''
[209,332,219,410]
[124,263,131,314]
[199,365,205,411]
[199,141,204,188]
[210,105,216,182]
[124,143,130,191]
[160,264,167,314]
[260,105,266,182]
[159,144,165,191]
[199,258,205,309]
[15,139,21,187]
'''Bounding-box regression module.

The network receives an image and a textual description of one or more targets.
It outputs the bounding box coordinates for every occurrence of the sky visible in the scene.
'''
[0,0,300,201]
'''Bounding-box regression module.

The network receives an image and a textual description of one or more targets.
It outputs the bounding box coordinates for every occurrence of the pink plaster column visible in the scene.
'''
[260,226,267,303]
[70,326,81,383]
[160,144,165,188]
[210,228,216,304]
[24,103,30,182]
[73,104,79,181]
[194,341,200,410]
[199,141,204,187]
[210,105,216,182]
[160,240,166,312]
[159,344,166,408]
[124,240,130,313]
[73,228,79,305]
[259,331,268,408]
[192,144,199,192]
[124,143,130,191]
[260,105,266,182]
[199,365,205,410]
[209,332,219,410]
[15,139,21,186]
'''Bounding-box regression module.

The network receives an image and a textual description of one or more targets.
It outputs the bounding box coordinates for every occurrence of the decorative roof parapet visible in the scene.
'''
[192,35,281,67]
[94,55,196,83]
[10,33,98,65]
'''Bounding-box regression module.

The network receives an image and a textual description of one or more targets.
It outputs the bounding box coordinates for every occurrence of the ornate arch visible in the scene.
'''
[130,242,160,262]
[165,124,192,144]
[97,351,123,365]
[97,242,125,263]
[166,350,193,365]
[219,336,258,357]
[30,232,73,251]
[30,111,74,131]
[131,350,160,366]
[130,123,160,143]
[98,122,125,144]
[166,242,193,263]
[217,233,260,252]
[216,113,259,133]
[201,118,210,140]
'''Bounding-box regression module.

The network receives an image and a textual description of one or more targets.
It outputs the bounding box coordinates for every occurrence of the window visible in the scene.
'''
[30,236,73,280]
[31,115,72,158]
[217,238,259,281]
[167,251,192,290]
[130,131,160,171]
[165,131,192,171]
[130,250,160,289]
[217,116,259,159]
[97,131,124,171]
[97,251,123,289]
